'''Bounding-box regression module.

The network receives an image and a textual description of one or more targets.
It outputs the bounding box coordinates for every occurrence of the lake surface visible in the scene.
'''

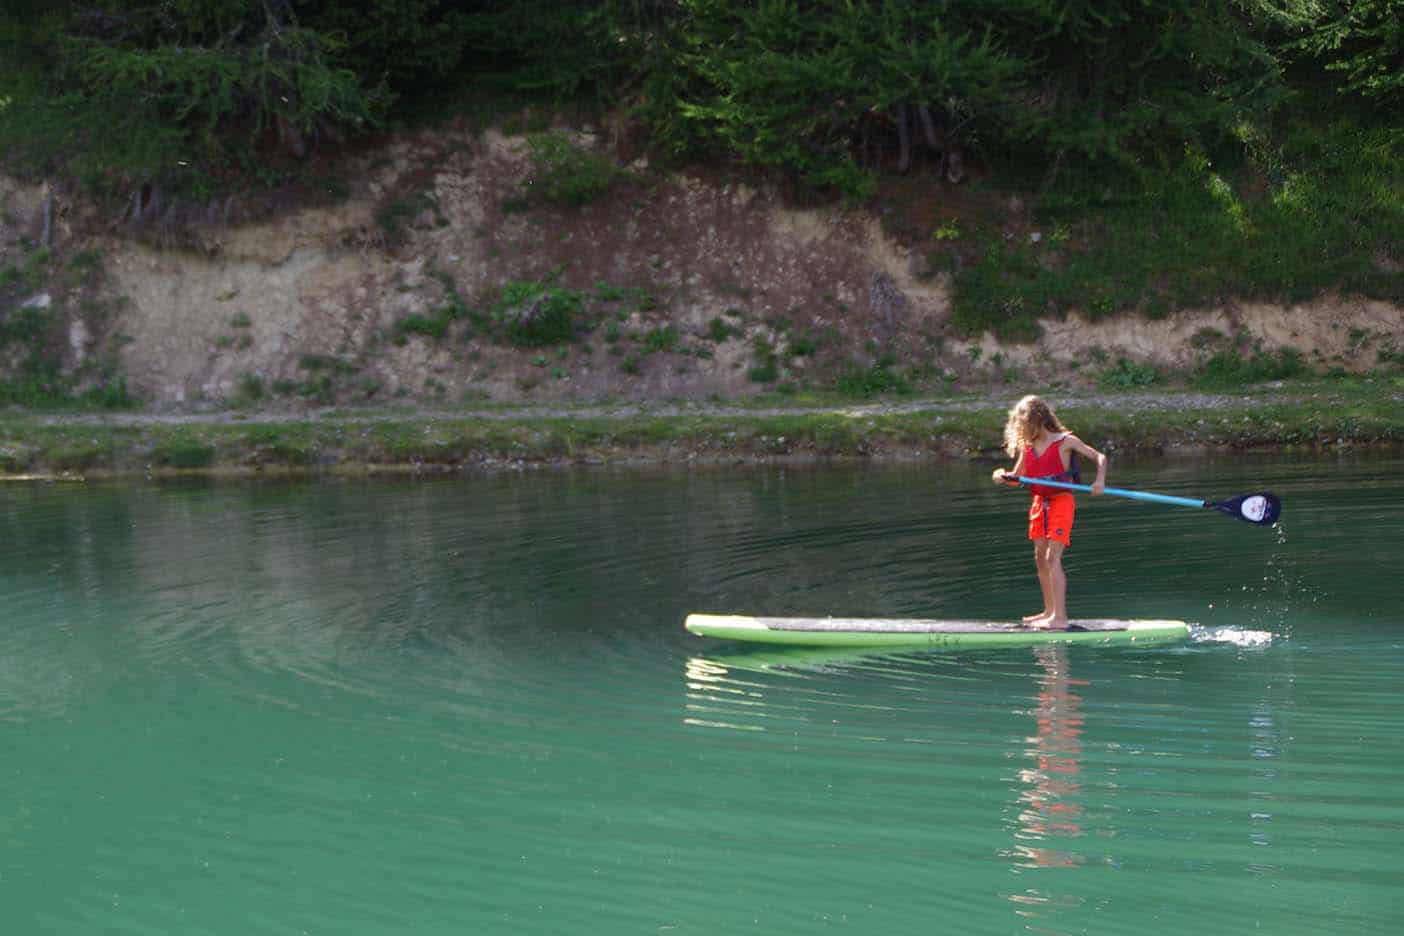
[2,454,1401,934]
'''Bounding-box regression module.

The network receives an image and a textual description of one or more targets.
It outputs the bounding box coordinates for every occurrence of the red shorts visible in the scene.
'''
[1028,493,1075,546]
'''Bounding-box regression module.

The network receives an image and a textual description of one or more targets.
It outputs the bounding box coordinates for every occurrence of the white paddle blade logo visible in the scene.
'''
[1240,496,1269,522]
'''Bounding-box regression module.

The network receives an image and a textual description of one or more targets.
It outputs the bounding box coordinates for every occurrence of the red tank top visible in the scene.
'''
[1024,434,1071,498]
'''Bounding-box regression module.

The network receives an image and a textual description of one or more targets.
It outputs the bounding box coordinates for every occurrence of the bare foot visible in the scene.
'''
[1036,617,1070,631]
[1022,611,1051,624]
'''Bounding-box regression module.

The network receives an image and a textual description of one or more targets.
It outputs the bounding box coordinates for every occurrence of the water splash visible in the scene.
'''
[1200,519,1318,637]
[1188,623,1275,648]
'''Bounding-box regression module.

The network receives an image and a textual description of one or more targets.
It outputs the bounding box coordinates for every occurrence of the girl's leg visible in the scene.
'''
[1043,541,1069,629]
[1025,541,1054,623]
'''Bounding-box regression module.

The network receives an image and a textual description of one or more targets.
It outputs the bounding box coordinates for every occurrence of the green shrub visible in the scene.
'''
[525,132,620,207]
[748,337,779,383]
[642,325,680,354]
[80,376,137,410]
[154,435,216,469]
[235,373,266,405]
[299,374,336,405]
[836,358,912,397]
[706,317,739,342]
[0,306,51,348]
[396,287,485,342]
[495,281,586,347]
[786,334,819,357]
[747,360,779,383]
[1193,348,1309,387]
[1099,358,1160,390]
[0,372,66,407]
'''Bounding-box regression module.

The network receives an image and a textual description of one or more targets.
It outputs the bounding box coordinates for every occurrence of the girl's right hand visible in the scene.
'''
[992,468,1008,485]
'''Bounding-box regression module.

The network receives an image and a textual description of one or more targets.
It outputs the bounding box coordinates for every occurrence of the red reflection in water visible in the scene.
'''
[1013,644,1086,869]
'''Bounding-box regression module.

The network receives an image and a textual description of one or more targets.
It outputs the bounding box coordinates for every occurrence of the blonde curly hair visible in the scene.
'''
[1003,395,1068,458]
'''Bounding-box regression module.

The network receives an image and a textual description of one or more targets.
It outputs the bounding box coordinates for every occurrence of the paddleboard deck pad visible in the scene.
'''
[684,614,1189,648]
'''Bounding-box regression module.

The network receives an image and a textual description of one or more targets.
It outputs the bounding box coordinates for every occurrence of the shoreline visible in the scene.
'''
[3,384,1399,480]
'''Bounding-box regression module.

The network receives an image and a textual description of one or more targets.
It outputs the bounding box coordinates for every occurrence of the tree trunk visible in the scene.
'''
[895,102,911,173]
[145,183,163,221]
[917,103,940,150]
[1039,149,1067,197]
[40,182,54,248]
[276,114,308,159]
[945,148,965,184]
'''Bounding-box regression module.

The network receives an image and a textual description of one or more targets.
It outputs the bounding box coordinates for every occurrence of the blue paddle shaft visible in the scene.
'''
[1011,476,1206,509]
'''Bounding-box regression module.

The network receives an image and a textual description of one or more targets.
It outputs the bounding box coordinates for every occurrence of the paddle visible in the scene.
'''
[1004,475,1281,526]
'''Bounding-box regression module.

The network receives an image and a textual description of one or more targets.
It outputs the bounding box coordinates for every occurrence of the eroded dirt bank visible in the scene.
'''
[2,125,1399,411]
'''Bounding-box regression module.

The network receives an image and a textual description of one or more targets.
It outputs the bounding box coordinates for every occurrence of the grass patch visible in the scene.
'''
[1,383,1402,477]
[395,313,453,340]
[951,121,1404,341]
[835,357,912,397]
[395,272,482,342]
[297,354,358,375]
[1192,348,1309,387]
[237,425,317,464]
[152,434,216,469]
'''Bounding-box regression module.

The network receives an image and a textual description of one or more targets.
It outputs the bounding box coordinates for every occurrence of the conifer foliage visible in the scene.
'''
[0,0,1396,196]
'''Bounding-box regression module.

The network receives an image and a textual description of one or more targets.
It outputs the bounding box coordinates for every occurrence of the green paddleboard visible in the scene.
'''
[684,614,1190,648]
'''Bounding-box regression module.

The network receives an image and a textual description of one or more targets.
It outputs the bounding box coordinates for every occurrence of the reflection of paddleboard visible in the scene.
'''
[684,614,1189,648]
[690,645,929,673]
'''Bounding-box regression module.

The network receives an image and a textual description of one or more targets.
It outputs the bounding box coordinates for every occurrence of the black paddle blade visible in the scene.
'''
[1208,493,1281,526]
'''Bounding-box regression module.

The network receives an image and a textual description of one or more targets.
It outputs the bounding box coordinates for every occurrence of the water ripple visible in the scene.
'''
[2,459,1403,934]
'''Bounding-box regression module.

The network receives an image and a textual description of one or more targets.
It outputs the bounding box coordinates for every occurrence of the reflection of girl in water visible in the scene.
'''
[1014,644,1085,869]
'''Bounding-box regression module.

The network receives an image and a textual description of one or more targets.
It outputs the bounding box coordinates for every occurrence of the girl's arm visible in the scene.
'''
[1065,435,1107,494]
[992,450,1027,486]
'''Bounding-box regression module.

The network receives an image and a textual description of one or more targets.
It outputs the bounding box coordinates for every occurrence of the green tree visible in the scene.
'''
[1004,0,1292,162]
[659,0,1026,193]
[1299,0,1403,109]
[0,1,386,189]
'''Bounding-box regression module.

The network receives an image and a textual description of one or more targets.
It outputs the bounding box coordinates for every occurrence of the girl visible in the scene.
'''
[992,395,1107,630]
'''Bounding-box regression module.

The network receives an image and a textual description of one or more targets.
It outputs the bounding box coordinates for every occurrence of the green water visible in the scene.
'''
[2,455,1401,934]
